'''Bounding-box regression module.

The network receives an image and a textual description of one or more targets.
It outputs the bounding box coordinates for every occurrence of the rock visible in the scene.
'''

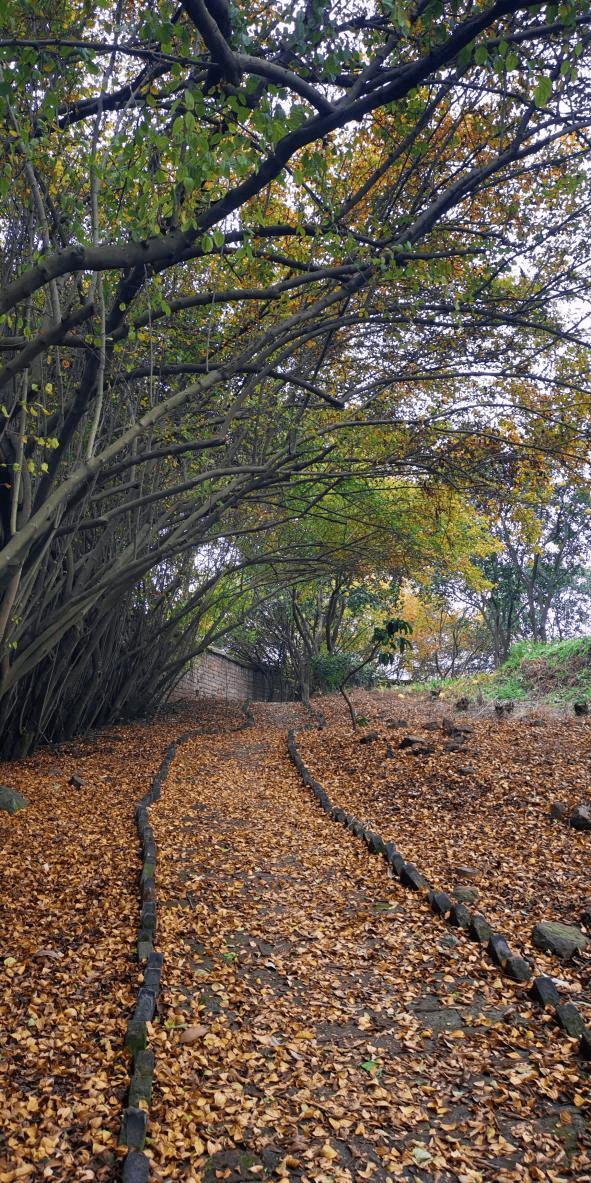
[442,717,462,737]
[122,1151,150,1183]
[449,902,471,929]
[455,865,479,880]
[365,831,386,855]
[399,862,429,891]
[570,803,591,831]
[453,885,479,903]
[531,921,589,959]
[529,975,561,1009]
[384,841,398,863]
[444,740,466,752]
[506,955,532,982]
[409,743,434,756]
[455,697,470,710]
[134,988,156,1023]
[494,700,514,718]
[390,851,405,876]
[386,718,408,729]
[488,933,512,968]
[556,1002,585,1038]
[430,689,441,699]
[550,802,568,821]
[359,731,379,744]
[385,744,395,758]
[69,773,85,788]
[458,765,477,776]
[428,890,452,918]
[469,913,493,943]
[580,1027,591,1059]
[398,735,423,748]
[439,934,459,948]
[574,701,589,716]
[0,785,28,814]
[119,1108,148,1152]
[422,721,440,731]
[125,1019,148,1053]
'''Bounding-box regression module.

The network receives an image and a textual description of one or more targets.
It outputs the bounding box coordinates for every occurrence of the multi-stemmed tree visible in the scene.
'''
[1,0,591,753]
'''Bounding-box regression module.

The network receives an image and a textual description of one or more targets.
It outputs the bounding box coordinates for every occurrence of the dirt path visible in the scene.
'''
[147,705,590,1182]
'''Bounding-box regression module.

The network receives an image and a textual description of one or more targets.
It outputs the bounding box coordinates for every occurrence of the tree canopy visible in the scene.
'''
[1,0,591,753]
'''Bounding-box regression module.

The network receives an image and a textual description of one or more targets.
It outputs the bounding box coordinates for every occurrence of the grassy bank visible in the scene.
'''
[426,636,591,706]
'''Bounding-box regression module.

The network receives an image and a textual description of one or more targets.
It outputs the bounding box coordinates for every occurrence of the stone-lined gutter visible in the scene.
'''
[287,729,591,1063]
[120,704,254,1183]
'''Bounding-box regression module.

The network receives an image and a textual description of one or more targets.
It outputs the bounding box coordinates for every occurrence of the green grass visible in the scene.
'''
[425,636,591,706]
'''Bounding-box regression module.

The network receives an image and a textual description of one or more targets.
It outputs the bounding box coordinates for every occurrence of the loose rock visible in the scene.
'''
[0,785,28,814]
[531,921,589,959]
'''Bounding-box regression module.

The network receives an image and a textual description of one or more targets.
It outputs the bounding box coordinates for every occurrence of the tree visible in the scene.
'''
[1,1,591,753]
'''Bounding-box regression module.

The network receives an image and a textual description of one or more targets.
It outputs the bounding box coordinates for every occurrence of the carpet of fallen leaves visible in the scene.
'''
[0,699,242,1183]
[297,691,591,997]
[0,691,590,1183]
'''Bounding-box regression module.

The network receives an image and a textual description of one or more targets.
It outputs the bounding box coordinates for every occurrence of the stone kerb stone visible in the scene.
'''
[286,728,590,1062]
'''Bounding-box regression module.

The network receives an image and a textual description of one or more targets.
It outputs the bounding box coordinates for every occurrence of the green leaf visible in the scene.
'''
[534,76,553,107]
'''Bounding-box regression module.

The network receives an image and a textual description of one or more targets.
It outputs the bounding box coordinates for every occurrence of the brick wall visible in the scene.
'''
[169,649,274,702]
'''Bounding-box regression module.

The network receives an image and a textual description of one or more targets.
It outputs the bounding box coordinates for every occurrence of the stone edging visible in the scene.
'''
[287,729,591,1063]
[120,705,255,1182]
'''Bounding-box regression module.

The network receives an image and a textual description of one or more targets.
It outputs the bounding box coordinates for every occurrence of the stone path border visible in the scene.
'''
[120,705,254,1183]
[286,728,591,1064]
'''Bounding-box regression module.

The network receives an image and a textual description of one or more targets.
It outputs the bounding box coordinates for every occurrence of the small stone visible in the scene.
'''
[488,933,512,968]
[120,1107,148,1152]
[69,774,84,789]
[0,785,28,814]
[556,1002,585,1038]
[409,743,434,756]
[580,1027,591,1059]
[399,863,429,891]
[532,921,589,959]
[422,721,440,731]
[574,701,589,716]
[122,1151,150,1183]
[384,841,398,863]
[359,731,379,744]
[143,965,162,994]
[134,988,156,1023]
[385,744,395,758]
[506,955,532,982]
[529,975,560,1008]
[455,697,470,710]
[449,902,471,929]
[455,866,479,880]
[398,735,423,749]
[453,885,479,904]
[125,1019,147,1053]
[365,831,386,855]
[550,802,568,821]
[390,851,405,876]
[444,740,466,752]
[428,890,453,918]
[469,913,493,943]
[439,933,459,948]
[137,938,153,963]
[386,718,408,728]
[458,765,477,776]
[442,718,463,737]
[570,803,591,831]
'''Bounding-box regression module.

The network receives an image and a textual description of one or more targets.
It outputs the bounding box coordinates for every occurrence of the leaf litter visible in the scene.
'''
[0,691,589,1182]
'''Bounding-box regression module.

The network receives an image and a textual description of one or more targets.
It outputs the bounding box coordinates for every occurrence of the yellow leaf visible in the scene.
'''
[320,1143,337,1160]
[295,1028,315,1040]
